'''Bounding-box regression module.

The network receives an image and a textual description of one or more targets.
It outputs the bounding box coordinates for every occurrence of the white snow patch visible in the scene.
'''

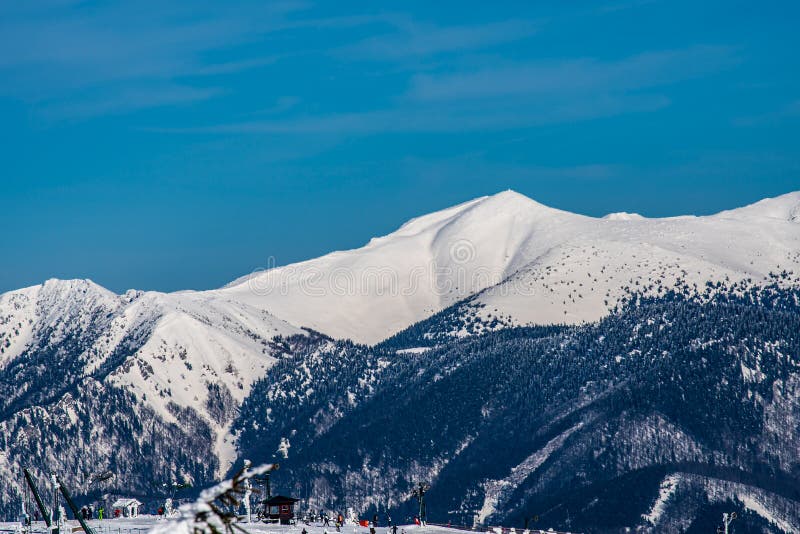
[738,492,795,533]
[396,347,432,355]
[642,473,681,525]
[278,437,291,459]
[476,421,583,525]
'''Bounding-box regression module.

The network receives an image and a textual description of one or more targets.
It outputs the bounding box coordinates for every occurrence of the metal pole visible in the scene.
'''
[57,476,95,534]
[243,460,252,524]
[418,484,424,525]
[23,469,52,528]
[722,512,736,534]
[414,483,428,526]
[420,486,426,526]
[51,474,60,534]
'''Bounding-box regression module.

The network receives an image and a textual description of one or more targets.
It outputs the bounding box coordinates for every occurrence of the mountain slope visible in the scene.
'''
[0,279,313,515]
[220,190,800,344]
[218,191,574,343]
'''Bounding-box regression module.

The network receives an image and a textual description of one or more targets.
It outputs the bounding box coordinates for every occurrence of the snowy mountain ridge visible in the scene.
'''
[221,189,800,343]
[0,278,305,478]
[5,190,799,352]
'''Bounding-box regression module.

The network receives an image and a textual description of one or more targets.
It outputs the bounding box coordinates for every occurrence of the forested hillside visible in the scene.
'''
[235,282,800,533]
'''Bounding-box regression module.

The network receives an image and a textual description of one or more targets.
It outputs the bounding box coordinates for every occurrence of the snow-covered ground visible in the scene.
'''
[0,520,573,534]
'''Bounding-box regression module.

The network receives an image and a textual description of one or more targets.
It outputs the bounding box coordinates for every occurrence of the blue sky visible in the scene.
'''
[1,0,799,293]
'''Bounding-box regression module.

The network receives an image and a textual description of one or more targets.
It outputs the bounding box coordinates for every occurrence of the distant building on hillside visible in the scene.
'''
[111,498,142,518]
[262,495,299,524]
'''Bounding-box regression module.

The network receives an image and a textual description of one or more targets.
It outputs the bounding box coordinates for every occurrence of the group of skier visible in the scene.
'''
[374,519,400,534]
[81,504,105,520]
[372,513,398,532]
[303,511,400,534]
[314,510,346,530]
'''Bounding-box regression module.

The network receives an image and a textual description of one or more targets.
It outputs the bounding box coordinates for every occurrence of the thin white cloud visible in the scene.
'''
[400,155,624,185]
[41,85,224,120]
[0,1,307,114]
[0,3,305,71]
[337,18,538,60]
[148,93,669,134]
[408,45,739,101]
[1,5,538,118]
[189,56,281,77]
[733,100,800,126]
[0,1,740,128]
[148,44,737,135]
[594,0,658,14]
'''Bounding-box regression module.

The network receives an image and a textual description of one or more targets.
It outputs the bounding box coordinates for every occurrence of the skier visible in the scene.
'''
[392,525,397,534]
[386,514,392,527]
[323,512,330,526]
[98,507,104,521]
[302,529,308,534]
[373,513,379,527]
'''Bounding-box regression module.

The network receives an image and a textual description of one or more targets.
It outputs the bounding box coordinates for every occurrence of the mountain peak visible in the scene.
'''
[481,189,556,211]
[603,212,646,221]
[489,189,530,201]
[380,190,568,250]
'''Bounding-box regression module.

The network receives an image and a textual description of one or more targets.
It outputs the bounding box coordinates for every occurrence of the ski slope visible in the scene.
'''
[0,518,577,534]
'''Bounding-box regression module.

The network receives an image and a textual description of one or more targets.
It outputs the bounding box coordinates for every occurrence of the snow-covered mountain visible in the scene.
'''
[220,190,800,343]
[0,278,310,505]
[1,192,799,449]
[1,190,799,524]
[5,190,798,362]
